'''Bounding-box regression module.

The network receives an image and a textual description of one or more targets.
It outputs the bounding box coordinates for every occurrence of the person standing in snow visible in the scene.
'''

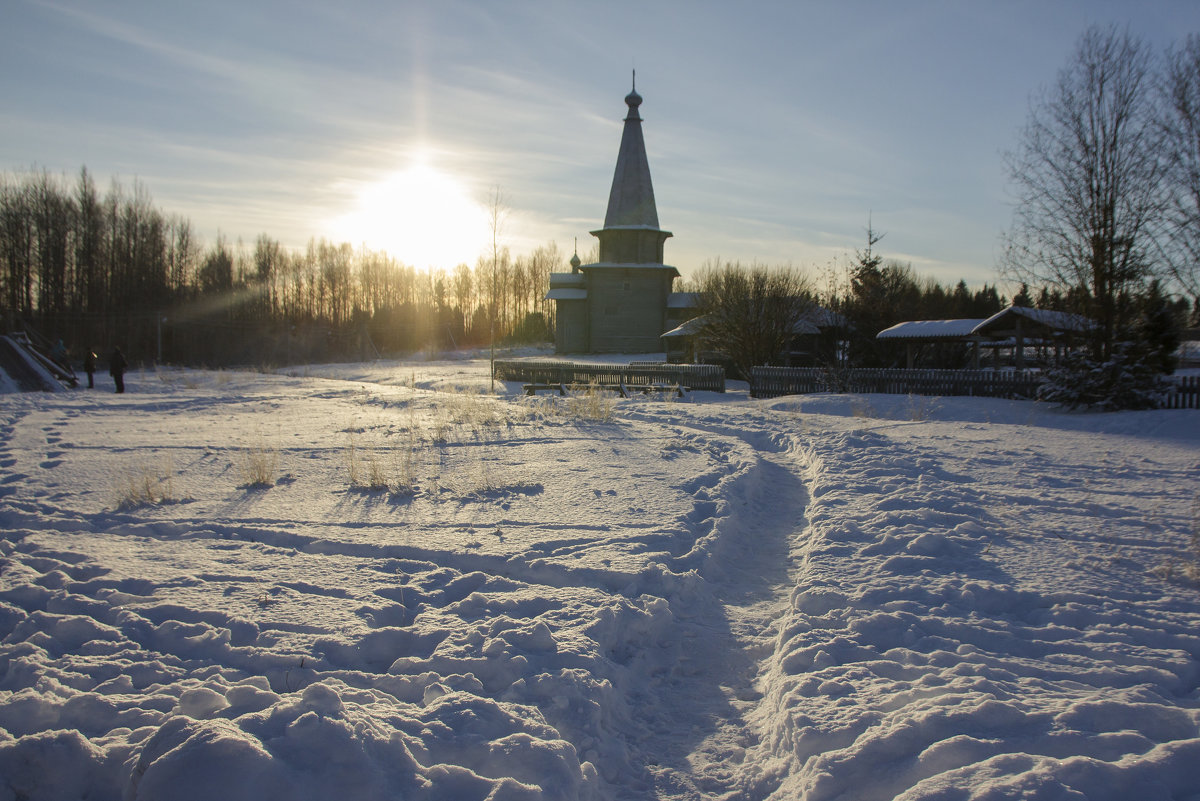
[109,346,127,393]
[83,348,97,389]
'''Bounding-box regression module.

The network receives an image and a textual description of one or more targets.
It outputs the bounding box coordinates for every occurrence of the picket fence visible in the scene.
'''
[492,360,727,393]
[1162,374,1200,409]
[749,366,1200,409]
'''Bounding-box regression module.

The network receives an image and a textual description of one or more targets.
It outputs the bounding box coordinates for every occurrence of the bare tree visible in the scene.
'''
[527,241,560,322]
[31,169,73,318]
[198,235,234,296]
[694,261,813,381]
[485,186,507,390]
[74,167,106,313]
[452,262,474,332]
[1160,33,1200,302]
[1002,24,1165,358]
[0,174,36,316]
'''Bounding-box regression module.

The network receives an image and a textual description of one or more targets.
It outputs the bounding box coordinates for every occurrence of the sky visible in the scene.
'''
[3,0,1199,290]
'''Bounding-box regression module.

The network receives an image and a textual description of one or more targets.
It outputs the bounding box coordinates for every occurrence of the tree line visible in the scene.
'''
[831,223,1009,368]
[689,238,1012,378]
[0,167,559,366]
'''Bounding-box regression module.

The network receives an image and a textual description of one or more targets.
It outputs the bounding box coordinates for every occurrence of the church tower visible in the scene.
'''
[594,77,673,264]
[547,76,681,353]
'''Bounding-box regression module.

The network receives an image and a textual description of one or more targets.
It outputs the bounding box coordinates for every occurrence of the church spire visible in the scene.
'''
[603,74,659,229]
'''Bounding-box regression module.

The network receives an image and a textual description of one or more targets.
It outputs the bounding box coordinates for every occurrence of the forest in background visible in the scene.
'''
[0,167,560,367]
[1,165,1189,372]
[1,167,1023,370]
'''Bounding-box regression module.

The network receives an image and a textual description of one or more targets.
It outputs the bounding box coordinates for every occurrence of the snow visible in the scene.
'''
[876,320,987,340]
[974,306,1096,335]
[2,358,1199,800]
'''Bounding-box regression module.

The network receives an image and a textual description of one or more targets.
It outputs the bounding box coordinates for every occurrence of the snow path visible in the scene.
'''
[616,408,810,799]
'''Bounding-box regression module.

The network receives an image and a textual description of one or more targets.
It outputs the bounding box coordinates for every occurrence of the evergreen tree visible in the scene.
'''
[1132,280,1181,374]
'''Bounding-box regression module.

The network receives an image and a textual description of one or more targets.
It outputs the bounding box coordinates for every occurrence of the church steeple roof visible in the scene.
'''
[603,71,660,229]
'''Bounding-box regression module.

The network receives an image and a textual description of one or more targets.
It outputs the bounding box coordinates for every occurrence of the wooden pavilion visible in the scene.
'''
[876,306,1095,370]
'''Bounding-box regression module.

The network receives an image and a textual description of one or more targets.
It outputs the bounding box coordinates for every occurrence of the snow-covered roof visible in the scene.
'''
[875,308,1097,341]
[545,288,587,301]
[662,316,706,338]
[548,272,585,288]
[800,306,850,329]
[791,319,822,335]
[667,292,699,309]
[876,319,987,340]
[973,305,1095,335]
[661,314,822,338]
[577,260,680,277]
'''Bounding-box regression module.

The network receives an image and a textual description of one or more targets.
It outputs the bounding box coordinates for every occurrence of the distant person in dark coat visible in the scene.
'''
[109,347,127,393]
[83,348,97,389]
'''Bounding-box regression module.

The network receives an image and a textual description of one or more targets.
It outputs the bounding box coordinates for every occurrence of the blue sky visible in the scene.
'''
[4,0,1198,289]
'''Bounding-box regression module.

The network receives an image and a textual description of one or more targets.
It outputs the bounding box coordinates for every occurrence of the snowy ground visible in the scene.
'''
[1,356,1199,801]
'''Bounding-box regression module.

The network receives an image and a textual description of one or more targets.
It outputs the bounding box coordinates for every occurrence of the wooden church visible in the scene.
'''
[546,80,693,354]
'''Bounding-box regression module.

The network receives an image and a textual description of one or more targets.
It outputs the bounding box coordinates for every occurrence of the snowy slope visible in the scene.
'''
[1,361,1198,800]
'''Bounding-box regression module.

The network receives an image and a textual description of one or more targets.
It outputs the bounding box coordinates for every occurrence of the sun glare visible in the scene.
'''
[330,162,490,270]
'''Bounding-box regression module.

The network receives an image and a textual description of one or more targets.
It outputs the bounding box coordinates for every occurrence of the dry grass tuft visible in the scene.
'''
[906,394,938,421]
[346,429,421,496]
[564,382,618,421]
[1151,493,1200,585]
[239,436,279,488]
[113,458,175,509]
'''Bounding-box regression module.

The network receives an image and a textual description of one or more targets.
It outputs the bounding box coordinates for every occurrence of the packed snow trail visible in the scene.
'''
[614,406,811,799]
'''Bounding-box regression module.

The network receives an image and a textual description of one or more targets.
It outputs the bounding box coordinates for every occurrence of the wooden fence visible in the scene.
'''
[749,366,1200,409]
[1162,374,1200,409]
[749,367,1043,400]
[493,360,726,393]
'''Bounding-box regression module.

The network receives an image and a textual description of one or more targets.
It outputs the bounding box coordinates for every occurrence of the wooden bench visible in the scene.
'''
[523,382,687,398]
[628,383,687,397]
[524,382,629,397]
[524,382,568,396]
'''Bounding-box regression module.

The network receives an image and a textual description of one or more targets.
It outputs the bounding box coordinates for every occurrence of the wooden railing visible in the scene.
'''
[749,366,1200,409]
[493,360,726,393]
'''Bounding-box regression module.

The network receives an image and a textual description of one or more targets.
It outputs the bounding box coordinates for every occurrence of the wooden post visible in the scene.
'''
[1014,318,1025,371]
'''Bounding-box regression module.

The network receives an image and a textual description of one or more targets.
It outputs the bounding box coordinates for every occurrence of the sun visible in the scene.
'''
[330,161,490,270]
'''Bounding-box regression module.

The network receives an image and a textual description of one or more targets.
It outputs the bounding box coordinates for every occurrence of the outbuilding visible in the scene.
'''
[876,306,1096,370]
